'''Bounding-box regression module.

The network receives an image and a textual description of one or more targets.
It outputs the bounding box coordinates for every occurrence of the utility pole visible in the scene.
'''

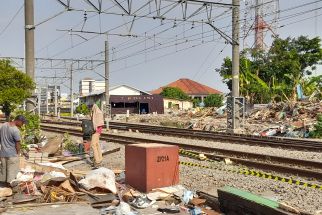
[70,64,74,117]
[231,0,240,131]
[37,87,41,117]
[105,39,111,129]
[54,85,58,116]
[24,0,35,111]
[46,86,49,114]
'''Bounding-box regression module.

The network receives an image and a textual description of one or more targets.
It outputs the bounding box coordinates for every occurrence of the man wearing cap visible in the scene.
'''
[0,115,27,186]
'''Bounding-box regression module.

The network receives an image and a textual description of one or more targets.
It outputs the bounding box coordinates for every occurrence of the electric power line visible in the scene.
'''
[0,3,24,37]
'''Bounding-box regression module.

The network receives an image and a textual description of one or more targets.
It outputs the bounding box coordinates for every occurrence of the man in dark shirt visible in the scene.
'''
[0,115,27,185]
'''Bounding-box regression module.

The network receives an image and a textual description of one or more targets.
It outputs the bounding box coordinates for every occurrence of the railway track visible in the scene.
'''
[41,124,322,181]
[40,119,322,152]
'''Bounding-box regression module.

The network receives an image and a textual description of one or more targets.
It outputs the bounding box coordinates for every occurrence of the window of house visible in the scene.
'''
[112,102,124,108]
[168,102,172,108]
[125,102,138,108]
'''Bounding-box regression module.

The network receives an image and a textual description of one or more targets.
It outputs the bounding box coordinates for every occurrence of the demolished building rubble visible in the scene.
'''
[113,101,322,138]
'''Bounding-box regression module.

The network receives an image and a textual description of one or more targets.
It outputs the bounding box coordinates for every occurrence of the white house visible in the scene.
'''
[79,84,151,107]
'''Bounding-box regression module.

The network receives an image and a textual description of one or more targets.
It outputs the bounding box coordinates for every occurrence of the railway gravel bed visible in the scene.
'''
[40,123,322,162]
[114,130,322,162]
[43,131,322,214]
[41,124,322,180]
[180,156,322,214]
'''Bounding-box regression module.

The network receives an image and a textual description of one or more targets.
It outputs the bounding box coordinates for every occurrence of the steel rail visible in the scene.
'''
[40,120,322,152]
[41,124,322,181]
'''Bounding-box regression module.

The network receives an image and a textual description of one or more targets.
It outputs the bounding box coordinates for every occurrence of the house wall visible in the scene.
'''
[80,94,164,114]
[163,98,193,110]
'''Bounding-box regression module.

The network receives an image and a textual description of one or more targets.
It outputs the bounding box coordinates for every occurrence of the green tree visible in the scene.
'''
[75,103,90,115]
[310,114,322,138]
[301,75,322,100]
[0,60,35,119]
[217,36,322,103]
[192,98,201,108]
[217,52,270,103]
[12,110,40,146]
[204,94,224,107]
[160,87,190,100]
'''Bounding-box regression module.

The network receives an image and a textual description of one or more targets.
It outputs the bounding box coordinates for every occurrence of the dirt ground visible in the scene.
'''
[3,129,322,214]
[3,203,99,215]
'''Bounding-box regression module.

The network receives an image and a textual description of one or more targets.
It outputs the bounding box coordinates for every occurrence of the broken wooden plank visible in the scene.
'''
[25,162,68,175]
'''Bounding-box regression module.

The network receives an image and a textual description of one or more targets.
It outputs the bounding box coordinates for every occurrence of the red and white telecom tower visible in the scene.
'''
[242,0,280,50]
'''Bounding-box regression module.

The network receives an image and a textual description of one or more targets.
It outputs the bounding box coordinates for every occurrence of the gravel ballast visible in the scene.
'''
[42,130,322,214]
[113,130,322,162]
[179,156,322,214]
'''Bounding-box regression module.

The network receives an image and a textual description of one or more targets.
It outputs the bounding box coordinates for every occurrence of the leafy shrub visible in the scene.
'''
[310,114,322,138]
[192,98,201,108]
[75,103,90,115]
[204,94,224,107]
[12,110,40,147]
[63,133,79,154]
[160,87,190,100]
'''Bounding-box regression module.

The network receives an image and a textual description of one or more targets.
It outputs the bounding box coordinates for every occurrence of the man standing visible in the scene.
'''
[0,115,27,186]
[91,104,104,166]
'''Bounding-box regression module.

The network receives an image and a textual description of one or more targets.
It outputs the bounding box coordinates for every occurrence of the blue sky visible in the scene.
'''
[0,0,321,94]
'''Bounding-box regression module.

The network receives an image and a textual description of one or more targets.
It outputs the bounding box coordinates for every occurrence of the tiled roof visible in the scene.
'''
[150,78,222,95]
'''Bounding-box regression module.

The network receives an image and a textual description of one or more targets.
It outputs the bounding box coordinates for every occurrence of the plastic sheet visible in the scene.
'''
[79,167,117,194]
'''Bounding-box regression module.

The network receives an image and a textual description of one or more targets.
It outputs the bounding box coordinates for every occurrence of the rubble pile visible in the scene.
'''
[0,135,221,214]
[248,102,321,123]
[247,101,322,137]
[114,101,322,138]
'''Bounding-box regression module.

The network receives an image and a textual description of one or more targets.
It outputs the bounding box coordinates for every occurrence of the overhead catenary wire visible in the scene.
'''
[67,4,210,61]
[20,0,322,85]
[111,38,223,74]
[34,0,249,66]
[107,9,321,77]
[79,6,218,61]
[94,5,322,66]
[79,0,322,64]
[0,3,24,37]
[39,2,322,79]
[95,4,322,74]
[42,0,320,66]
[36,0,178,65]
[196,44,228,81]
[36,0,127,55]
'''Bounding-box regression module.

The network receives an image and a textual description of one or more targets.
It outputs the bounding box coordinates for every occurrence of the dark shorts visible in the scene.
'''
[83,134,92,141]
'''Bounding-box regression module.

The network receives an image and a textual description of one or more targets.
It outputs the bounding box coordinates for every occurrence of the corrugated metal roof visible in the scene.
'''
[150,78,222,95]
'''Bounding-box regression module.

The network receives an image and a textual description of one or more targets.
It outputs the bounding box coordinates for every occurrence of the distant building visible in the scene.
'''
[79,85,164,114]
[151,78,222,102]
[35,85,63,114]
[79,78,105,95]
[47,85,61,102]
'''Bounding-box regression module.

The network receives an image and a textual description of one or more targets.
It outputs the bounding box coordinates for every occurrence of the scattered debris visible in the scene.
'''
[79,167,117,194]
[0,188,12,198]
[113,101,322,138]
[41,135,63,155]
